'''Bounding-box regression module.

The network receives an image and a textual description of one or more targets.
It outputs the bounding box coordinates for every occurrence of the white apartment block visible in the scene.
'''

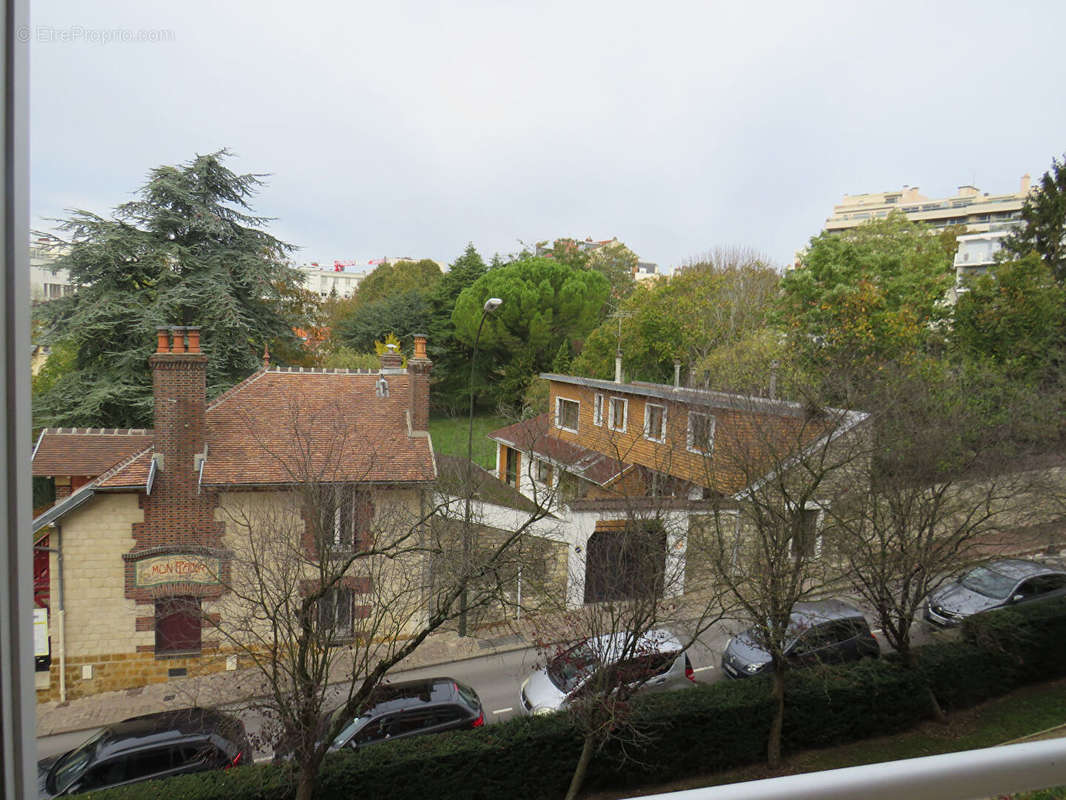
[824,175,1032,235]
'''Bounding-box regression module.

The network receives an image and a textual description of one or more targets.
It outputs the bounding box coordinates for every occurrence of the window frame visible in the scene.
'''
[555,397,580,433]
[686,411,716,455]
[607,397,628,433]
[644,403,666,442]
[154,596,202,657]
[318,586,355,640]
[593,394,604,426]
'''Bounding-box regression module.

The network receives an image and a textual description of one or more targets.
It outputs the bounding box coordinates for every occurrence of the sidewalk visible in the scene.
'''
[36,622,541,738]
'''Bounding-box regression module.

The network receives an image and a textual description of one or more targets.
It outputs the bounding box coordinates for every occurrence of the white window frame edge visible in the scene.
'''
[686,410,716,455]
[644,402,667,443]
[593,393,604,426]
[607,396,628,433]
[786,500,825,559]
[554,396,580,433]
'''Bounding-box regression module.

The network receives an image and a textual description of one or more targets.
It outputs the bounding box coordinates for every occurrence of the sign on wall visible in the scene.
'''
[33,608,48,658]
[134,554,220,587]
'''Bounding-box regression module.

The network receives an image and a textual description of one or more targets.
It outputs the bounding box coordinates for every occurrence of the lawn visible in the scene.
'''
[428,414,510,470]
[584,678,1066,799]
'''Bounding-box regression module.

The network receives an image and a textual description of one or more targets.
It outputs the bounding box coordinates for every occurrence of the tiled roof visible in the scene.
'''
[199,368,435,486]
[32,429,153,477]
[37,368,436,490]
[96,450,153,489]
[489,414,628,487]
[434,454,542,515]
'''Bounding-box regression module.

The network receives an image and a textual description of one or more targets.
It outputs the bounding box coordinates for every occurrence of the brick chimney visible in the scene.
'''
[379,343,403,372]
[150,326,207,479]
[408,334,433,432]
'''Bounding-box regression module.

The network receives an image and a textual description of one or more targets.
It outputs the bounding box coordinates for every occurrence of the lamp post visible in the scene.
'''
[458,297,502,637]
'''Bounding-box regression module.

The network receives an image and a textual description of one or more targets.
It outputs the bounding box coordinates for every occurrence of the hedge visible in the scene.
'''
[79,596,1066,800]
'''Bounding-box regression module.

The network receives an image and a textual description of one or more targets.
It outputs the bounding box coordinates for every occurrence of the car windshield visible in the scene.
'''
[49,729,107,794]
[960,565,1017,599]
[330,707,372,749]
[547,642,600,693]
[455,682,479,711]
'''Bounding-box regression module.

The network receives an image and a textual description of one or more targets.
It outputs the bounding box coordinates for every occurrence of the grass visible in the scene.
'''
[583,678,1066,799]
[428,414,510,470]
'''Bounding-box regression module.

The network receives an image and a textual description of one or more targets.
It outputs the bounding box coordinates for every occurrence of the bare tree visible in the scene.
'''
[525,426,733,800]
[697,392,867,767]
[821,368,1036,699]
[207,397,552,800]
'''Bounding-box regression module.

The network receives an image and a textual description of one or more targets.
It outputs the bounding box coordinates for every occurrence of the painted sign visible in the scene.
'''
[135,554,220,587]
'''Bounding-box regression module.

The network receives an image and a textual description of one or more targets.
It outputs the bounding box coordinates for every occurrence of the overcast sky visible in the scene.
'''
[29,0,1066,272]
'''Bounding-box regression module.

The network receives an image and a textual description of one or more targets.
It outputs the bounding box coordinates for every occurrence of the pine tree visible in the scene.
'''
[34,150,302,428]
[1004,154,1066,283]
[426,243,488,414]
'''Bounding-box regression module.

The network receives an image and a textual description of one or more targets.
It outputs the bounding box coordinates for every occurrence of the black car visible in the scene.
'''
[275,677,484,760]
[926,558,1066,626]
[721,599,880,678]
[38,707,251,798]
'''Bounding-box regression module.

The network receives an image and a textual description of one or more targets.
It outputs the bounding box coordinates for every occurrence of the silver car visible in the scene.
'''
[519,629,694,715]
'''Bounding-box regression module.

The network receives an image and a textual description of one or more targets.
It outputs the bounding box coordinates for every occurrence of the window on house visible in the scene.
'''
[608,398,627,432]
[593,394,604,426]
[155,596,202,656]
[791,507,821,559]
[318,586,354,639]
[644,403,665,442]
[687,412,716,454]
[556,397,579,432]
[325,486,371,551]
[536,459,552,484]
[505,447,519,486]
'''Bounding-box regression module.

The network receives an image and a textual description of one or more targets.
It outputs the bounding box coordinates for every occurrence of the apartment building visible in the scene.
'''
[824,175,1032,235]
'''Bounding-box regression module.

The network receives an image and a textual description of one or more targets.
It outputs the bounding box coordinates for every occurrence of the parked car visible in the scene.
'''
[38,707,251,798]
[274,677,484,760]
[519,629,695,715]
[721,599,880,679]
[925,558,1066,627]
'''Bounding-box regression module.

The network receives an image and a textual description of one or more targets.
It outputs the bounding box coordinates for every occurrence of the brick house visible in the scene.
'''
[32,327,436,701]
[488,370,868,607]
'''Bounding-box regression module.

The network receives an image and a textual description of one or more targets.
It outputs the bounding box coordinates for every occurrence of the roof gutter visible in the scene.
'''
[32,486,95,534]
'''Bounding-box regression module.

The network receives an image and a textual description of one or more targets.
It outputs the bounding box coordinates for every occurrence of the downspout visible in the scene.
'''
[55,524,65,703]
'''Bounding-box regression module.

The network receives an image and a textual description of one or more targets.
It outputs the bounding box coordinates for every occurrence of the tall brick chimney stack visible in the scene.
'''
[150,326,207,477]
[408,334,433,432]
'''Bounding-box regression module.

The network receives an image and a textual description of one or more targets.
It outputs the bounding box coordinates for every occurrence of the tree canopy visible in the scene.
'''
[779,213,957,387]
[452,257,610,406]
[572,252,779,385]
[1004,155,1066,283]
[34,150,302,428]
[353,258,442,307]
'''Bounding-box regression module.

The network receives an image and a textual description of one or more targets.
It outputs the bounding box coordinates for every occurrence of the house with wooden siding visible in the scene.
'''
[489,370,868,607]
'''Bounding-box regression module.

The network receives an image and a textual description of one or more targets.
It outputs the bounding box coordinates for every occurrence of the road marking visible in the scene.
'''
[693,666,715,673]
[492,707,513,715]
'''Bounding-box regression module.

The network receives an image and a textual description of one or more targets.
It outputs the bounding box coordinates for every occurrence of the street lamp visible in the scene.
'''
[458,297,503,637]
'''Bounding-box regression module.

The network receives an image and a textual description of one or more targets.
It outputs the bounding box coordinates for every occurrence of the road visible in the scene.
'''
[37,612,939,763]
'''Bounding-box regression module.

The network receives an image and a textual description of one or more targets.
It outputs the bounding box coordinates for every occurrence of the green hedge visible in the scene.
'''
[81,597,1066,800]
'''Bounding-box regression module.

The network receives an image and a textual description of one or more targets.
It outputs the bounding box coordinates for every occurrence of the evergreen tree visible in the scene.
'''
[1004,154,1066,283]
[426,243,488,414]
[34,150,302,428]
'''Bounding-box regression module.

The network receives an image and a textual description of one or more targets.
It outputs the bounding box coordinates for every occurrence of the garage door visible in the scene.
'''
[584,520,667,604]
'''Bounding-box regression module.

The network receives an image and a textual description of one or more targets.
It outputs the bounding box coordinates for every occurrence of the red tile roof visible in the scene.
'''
[489,414,628,487]
[200,368,435,486]
[36,368,436,491]
[32,429,153,477]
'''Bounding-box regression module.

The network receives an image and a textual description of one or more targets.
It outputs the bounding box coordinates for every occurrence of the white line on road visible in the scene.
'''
[693,666,715,673]
[492,707,513,715]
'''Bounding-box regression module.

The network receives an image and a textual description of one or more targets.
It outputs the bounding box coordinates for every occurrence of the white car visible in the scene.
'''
[519,629,695,715]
